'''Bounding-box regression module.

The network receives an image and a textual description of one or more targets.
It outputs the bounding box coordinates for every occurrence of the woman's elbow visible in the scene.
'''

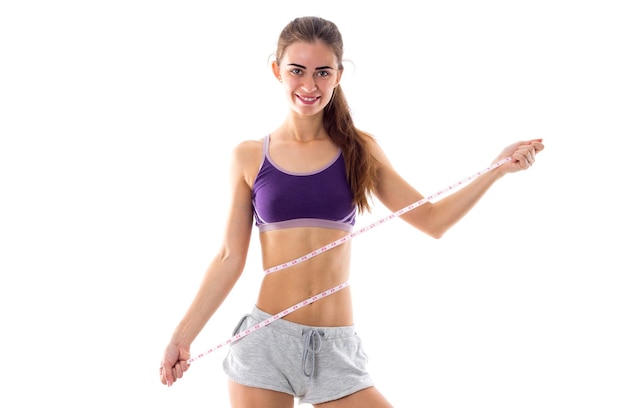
[216,248,247,276]
[403,210,447,239]
[424,227,445,240]
[430,231,445,240]
[403,220,446,239]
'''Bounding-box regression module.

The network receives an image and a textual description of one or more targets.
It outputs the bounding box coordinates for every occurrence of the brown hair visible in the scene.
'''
[276,16,379,214]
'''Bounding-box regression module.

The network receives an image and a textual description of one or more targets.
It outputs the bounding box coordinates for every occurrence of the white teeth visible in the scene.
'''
[301,96,316,102]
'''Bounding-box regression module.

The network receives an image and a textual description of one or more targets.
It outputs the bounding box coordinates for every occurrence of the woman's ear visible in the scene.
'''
[334,70,343,87]
[271,61,281,82]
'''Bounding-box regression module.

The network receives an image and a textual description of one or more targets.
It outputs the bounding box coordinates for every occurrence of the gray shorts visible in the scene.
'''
[223,306,375,405]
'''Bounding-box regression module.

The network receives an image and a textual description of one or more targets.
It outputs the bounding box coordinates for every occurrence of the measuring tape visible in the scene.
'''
[187,156,512,363]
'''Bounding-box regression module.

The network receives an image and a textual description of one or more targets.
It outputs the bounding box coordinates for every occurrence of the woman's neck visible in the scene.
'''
[274,114,327,143]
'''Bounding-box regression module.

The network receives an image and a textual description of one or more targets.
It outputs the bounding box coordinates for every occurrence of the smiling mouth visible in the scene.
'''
[297,95,320,104]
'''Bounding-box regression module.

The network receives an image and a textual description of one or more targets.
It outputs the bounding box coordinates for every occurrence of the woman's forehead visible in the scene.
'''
[281,41,338,68]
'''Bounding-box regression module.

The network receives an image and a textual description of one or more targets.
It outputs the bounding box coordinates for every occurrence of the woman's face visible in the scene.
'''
[273,41,342,117]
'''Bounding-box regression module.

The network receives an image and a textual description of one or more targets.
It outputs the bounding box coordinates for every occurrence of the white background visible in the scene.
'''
[1,1,624,407]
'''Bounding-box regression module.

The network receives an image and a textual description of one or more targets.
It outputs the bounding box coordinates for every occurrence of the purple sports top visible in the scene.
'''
[252,135,357,233]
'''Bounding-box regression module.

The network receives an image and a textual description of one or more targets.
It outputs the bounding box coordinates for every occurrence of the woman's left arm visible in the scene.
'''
[372,139,544,239]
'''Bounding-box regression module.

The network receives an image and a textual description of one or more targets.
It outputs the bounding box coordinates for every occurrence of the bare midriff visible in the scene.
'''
[256,226,354,327]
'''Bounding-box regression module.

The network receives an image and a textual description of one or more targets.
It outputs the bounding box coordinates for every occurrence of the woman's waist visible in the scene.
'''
[256,273,353,326]
[247,304,356,337]
[257,228,353,326]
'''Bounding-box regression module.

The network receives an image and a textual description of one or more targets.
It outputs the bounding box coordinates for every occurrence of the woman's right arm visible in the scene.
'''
[160,141,257,386]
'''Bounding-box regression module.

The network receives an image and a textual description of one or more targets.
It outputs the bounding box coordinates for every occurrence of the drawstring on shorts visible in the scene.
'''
[302,329,324,377]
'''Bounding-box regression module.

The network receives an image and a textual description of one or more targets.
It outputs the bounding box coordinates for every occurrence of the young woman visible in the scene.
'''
[159,16,544,407]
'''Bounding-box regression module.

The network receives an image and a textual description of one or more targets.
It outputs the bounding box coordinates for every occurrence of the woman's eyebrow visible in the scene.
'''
[287,63,335,70]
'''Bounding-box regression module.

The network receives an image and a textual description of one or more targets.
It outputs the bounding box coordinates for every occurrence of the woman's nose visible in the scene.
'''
[300,76,317,92]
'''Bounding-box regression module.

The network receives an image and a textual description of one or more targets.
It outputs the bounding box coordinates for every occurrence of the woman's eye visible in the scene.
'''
[291,68,302,75]
[317,71,329,77]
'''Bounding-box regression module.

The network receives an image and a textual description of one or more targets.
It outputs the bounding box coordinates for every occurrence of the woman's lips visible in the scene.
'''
[297,95,320,104]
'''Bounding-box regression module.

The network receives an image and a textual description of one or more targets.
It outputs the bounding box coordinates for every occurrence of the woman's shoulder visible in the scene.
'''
[232,136,264,159]
[360,131,391,166]
[230,137,265,185]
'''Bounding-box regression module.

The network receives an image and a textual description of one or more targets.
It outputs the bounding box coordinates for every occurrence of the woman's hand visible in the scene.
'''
[159,342,190,386]
[495,139,544,174]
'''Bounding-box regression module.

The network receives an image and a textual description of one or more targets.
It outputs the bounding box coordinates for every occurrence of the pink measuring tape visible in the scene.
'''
[187,156,512,363]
